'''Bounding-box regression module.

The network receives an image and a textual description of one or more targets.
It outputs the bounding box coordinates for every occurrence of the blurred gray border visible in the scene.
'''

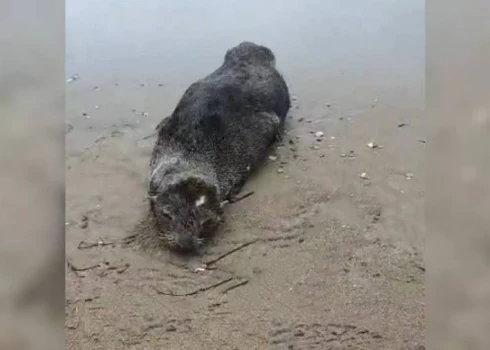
[428,0,490,348]
[0,0,64,349]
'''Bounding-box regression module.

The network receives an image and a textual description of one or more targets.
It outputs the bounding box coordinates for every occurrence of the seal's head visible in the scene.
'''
[148,177,221,252]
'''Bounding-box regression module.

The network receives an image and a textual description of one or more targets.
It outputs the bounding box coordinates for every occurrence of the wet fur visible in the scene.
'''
[148,41,291,252]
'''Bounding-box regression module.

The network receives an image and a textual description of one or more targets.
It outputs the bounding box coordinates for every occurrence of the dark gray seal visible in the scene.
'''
[148,41,290,252]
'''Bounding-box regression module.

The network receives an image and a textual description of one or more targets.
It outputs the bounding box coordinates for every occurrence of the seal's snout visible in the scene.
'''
[174,232,202,252]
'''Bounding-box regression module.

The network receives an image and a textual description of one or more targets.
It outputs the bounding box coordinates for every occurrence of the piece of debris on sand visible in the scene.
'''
[366,141,383,149]
[66,74,80,83]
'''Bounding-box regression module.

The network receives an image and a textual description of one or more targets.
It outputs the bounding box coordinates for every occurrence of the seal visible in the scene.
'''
[148,41,291,252]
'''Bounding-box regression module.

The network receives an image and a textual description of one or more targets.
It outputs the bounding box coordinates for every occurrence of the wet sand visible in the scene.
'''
[66,0,425,348]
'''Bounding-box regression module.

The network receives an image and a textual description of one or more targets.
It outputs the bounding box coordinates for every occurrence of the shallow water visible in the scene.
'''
[66,0,424,154]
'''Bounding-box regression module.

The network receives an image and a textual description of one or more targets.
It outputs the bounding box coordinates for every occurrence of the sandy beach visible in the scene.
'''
[66,1,424,348]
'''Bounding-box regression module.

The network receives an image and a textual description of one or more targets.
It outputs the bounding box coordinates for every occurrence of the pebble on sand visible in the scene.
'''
[341,151,356,158]
[66,74,80,83]
[366,141,382,149]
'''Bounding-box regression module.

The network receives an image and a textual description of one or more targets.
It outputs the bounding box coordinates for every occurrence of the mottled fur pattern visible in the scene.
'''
[148,41,291,252]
